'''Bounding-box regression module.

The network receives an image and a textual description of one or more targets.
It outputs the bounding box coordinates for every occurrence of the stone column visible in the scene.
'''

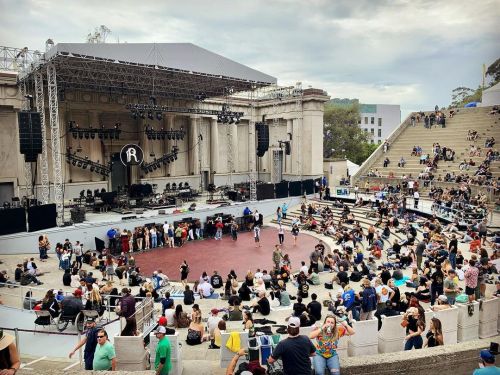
[210,118,219,174]
[189,116,200,175]
[292,118,300,176]
[231,123,238,173]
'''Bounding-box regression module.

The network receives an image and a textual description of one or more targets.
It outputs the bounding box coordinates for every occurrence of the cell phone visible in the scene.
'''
[245,349,249,360]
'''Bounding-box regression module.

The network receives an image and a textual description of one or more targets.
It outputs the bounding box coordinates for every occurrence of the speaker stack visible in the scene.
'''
[256,122,269,157]
[70,207,86,223]
[18,111,43,162]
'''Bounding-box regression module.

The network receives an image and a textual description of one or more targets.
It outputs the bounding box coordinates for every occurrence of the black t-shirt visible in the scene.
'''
[392,243,401,254]
[431,270,444,286]
[448,239,458,254]
[293,302,306,317]
[271,335,316,375]
[258,297,270,315]
[211,275,223,288]
[337,271,349,285]
[307,300,322,321]
[381,270,392,285]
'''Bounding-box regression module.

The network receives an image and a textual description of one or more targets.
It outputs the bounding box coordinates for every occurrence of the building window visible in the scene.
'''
[378,140,382,144]
[364,128,368,132]
[370,139,374,144]
[370,128,374,135]
[358,119,361,124]
[378,118,382,126]
[378,129,382,137]
[364,117,368,124]
[371,117,374,124]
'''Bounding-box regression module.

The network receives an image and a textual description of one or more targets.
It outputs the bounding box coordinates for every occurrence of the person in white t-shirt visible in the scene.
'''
[300,261,309,275]
[413,191,420,209]
[197,280,214,298]
[375,278,394,311]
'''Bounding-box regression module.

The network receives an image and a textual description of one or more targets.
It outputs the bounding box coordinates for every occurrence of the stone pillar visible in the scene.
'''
[189,116,199,175]
[231,123,238,173]
[210,118,219,174]
[292,118,300,176]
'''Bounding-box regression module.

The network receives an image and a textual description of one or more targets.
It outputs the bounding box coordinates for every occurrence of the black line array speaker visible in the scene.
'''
[18,111,43,162]
[256,122,269,157]
[28,203,57,232]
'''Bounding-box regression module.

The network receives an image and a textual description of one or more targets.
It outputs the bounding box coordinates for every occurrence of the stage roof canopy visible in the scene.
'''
[23,43,277,100]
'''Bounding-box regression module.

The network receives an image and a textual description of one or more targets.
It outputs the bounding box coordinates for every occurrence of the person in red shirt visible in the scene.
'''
[181,224,188,246]
[215,220,224,240]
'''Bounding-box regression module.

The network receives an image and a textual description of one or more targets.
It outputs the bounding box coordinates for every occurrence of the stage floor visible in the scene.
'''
[133,226,323,282]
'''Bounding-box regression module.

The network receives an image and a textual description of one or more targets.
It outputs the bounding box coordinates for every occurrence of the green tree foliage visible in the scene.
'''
[323,103,376,164]
[486,58,500,86]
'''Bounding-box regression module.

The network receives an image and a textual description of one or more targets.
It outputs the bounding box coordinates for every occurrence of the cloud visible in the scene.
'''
[1,0,499,113]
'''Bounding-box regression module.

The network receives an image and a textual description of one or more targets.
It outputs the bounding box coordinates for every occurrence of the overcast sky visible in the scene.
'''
[1,0,499,118]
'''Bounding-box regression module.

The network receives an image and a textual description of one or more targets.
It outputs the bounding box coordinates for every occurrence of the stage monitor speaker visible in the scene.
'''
[0,207,26,235]
[256,183,275,201]
[70,207,86,223]
[256,122,269,157]
[18,111,42,162]
[27,203,57,232]
[275,181,289,198]
[95,237,105,252]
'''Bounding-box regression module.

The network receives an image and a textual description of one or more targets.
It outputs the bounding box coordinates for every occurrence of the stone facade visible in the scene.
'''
[0,76,329,200]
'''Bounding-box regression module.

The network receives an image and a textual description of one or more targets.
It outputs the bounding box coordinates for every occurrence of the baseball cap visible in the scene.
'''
[288,316,301,328]
[86,317,96,323]
[158,316,168,326]
[437,295,448,303]
[73,289,83,297]
[211,308,219,315]
[155,326,167,334]
[480,349,495,364]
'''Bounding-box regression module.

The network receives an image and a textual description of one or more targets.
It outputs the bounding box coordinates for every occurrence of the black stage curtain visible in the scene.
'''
[275,182,289,199]
[288,181,302,196]
[302,179,314,194]
[256,183,275,201]
[28,204,57,232]
[0,208,26,235]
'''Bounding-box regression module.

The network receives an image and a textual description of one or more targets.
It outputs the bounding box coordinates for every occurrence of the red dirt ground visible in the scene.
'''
[133,227,325,281]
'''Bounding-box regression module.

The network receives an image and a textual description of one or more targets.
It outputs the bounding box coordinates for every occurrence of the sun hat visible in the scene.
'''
[0,329,14,351]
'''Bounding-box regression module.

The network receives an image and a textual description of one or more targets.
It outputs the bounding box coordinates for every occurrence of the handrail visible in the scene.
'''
[0,325,79,336]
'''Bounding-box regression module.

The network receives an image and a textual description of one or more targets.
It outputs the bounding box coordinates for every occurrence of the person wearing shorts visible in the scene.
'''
[254,225,261,248]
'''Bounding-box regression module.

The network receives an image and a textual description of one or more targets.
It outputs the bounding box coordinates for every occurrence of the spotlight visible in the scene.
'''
[84,132,90,139]
[152,164,157,170]
[72,159,77,166]
[98,130,103,139]
[78,132,83,139]
[156,112,162,121]
[131,111,138,120]
[148,166,154,173]
[167,132,172,140]
[147,132,152,140]
[139,111,145,119]
[90,131,95,139]
[217,114,223,123]
[77,160,83,167]
[82,162,88,169]
[147,111,154,120]
[90,165,95,172]
[229,116,234,124]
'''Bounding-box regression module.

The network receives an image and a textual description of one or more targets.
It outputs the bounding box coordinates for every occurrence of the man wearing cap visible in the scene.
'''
[474,349,499,374]
[157,316,176,335]
[154,326,172,375]
[0,329,21,374]
[69,318,99,370]
[268,316,316,375]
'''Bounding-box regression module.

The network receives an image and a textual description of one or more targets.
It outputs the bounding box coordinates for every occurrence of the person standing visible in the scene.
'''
[278,224,285,245]
[402,307,425,351]
[154,326,172,375]
[444,269,458,305]
[359,278,377,321]
[413,190,420,209]
[230,219,238,241]
[150,226,157,248]
[92,330,116,371]
[73,241,83,269]
[180,260,189,287]
[465,259,479,303]
[309,315,355,374]
[291,224,299,246]
[69,318,100,370]
[282,202,288,220]
[117,288,136,336]
[449,234,458,269]
[268,317,316,375]
[415,239,428,271]
[254,225,261,248]
[272,245,283,272]
[430,264,445,306]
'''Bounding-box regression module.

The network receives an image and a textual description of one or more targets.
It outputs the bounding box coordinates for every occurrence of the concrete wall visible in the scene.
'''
[0,195,303,254]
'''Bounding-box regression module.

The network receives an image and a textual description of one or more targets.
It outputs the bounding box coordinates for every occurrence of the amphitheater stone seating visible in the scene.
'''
[457,301,480,342]
[378,314,406,353]
[353,106,499,189]
[114,334,149,371]
[479,297,499,339]
[433,306,458,345]
[347,318,378,356]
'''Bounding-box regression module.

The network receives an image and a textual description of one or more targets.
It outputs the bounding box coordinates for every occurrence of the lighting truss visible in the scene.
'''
[126,103,244,120]
[69,121,121,140]
[144,125,185,140]
[141,147,178,174]
[217,103,241,124]
[66,149,112,176]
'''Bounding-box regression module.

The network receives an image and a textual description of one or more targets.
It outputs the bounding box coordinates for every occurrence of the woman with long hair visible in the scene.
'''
[309,314,355,374]
[242,310,254,331]
[105,255,114,282]
[174,304,191,328]
[402,307,426,350]
[424,317,444,347]
[183,284,195,305]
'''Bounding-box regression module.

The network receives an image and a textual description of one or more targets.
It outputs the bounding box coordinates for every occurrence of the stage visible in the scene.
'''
[132,226,323,282]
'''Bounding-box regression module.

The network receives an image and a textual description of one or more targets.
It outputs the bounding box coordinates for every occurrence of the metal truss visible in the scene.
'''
[19,80,33,198]
[0,46,42,73]
[47,63,64,225]
[248,89,257,201]
[226,121,233,187]
[126,103,244,118]
[35,71,50,204]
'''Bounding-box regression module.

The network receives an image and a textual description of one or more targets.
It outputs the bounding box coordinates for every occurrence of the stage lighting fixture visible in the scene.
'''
[131,111,138,120]
[139,111,145,119]
[78,132,83,139]
[82,162,88,169]
[98,130,103,139]
[90,131,95,139]
[160,131,165,140]
[156,112,162,121]
[148,166,154,173]
[72,159,77,166]
[147,132,152,140]
[90,165,95,172]
[229,116,234,124]
[84,132,90,139]
[77,160,83,167]
[167,132,172,140]
[147,111,154,120]
[104,132,109,139]
[217,114,223,123]
[152,164,157,170]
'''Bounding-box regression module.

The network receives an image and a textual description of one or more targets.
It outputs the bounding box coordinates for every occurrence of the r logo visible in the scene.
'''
[120,144,144,166]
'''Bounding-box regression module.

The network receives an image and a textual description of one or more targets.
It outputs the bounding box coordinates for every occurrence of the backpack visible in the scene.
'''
[350,271,362,282]
[362,287,377,312]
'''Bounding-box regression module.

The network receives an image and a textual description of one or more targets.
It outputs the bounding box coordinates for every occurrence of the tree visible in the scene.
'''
[86,25,111,44]
[323,102,375,164]
[486,58,500,86]
[450,86,483,108]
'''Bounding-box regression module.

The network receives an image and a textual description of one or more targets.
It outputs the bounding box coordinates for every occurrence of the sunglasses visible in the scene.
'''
[97,335,106,338]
